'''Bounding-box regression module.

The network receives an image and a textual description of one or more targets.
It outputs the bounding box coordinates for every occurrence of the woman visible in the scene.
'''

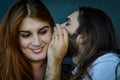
[0,0,54,80]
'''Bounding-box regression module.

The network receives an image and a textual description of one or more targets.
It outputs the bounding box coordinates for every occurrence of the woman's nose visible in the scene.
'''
[31,35,41,47]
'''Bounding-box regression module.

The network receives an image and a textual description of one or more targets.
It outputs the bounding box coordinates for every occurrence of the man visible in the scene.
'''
[45,7,120,80]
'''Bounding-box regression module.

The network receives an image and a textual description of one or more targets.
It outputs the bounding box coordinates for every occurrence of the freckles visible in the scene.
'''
[45,36,51,43]
[19,38,30,47]
[42,35,52,44]
[44,31,52,42]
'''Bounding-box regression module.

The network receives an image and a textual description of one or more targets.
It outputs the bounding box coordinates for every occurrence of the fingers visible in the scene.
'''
[53,27,59,40]
[62,28,69,47]
[55,24,69,46]
[48,24,69,60]
[56,24,64,41]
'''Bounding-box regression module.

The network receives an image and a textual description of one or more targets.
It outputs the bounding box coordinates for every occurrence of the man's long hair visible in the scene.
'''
[70,7,120,80]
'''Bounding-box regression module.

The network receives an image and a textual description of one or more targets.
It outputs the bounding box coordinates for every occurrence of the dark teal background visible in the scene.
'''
[0,0,120,45]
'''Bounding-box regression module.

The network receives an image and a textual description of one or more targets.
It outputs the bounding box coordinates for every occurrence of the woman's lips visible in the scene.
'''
[32,48,43,54]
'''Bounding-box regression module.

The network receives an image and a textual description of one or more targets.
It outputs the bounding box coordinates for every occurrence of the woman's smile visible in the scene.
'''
[31,47,44,54]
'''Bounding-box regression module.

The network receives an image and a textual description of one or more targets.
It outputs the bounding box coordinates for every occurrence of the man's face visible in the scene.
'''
[60,11,79,36]
[60,11,80,58]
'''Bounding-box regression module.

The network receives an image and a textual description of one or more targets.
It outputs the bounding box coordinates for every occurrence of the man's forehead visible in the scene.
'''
[68,11,79,18]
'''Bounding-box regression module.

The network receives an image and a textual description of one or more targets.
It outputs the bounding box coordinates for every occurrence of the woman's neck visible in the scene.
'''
[31,60,47,80]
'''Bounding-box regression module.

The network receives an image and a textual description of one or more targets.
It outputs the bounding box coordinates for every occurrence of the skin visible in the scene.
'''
[60,11,87,65]
[45,11,80,80]
[45,24,69,80]
[61,11,79,35]
[18,17,52,80]
[61,11,81,64]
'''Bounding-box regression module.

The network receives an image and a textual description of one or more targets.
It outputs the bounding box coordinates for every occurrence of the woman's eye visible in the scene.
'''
[20,33,31,38]
[39,30,47,35]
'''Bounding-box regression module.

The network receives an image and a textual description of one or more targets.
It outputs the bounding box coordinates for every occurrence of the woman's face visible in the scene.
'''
[18,17,52,62]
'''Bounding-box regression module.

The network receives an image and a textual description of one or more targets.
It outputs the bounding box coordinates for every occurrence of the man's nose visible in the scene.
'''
[60,23,65,28]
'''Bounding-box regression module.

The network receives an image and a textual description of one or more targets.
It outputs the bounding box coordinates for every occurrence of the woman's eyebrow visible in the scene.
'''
[39,26,49,31]
[18,31,30,33]
[18,26,49,32]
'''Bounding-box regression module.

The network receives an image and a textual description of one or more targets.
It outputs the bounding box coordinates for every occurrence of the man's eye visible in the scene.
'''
[65,18,71,26]
[39,30,47,35]
[65,22,70,26]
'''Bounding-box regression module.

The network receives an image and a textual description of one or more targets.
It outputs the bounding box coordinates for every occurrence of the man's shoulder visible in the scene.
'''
[61,64,74,80]
[93,53,120,65]
[88,53,120,70]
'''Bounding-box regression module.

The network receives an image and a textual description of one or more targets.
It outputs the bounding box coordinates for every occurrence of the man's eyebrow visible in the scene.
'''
[66,18,71,22]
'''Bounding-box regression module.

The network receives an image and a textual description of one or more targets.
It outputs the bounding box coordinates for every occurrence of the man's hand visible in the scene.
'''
[45,24,69,80]
[48,24,69,61]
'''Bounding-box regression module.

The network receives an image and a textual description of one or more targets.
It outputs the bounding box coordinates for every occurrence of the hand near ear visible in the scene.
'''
[45,24,69,80]
[47,24,69,62]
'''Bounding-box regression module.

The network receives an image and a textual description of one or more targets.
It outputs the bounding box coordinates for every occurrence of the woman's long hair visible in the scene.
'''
[0,0,54,80]
[72,7,120,80]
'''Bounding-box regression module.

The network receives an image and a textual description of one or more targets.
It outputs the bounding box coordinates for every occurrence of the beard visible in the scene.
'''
[65,32,79,58]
